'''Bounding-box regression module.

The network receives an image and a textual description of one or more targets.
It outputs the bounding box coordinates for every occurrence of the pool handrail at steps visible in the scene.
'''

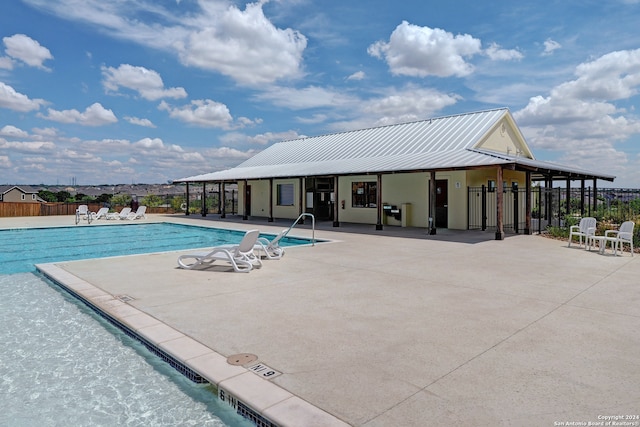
[284,213,315,246]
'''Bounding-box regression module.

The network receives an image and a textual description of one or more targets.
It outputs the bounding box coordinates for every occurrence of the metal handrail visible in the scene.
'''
[284,213,315,246]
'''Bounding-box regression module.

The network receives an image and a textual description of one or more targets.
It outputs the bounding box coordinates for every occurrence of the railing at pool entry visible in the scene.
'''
[285,213,315,246]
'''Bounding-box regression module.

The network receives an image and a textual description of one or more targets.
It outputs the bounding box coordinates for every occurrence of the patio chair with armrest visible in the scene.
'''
[568,217,597,249]
[603,221,635,256]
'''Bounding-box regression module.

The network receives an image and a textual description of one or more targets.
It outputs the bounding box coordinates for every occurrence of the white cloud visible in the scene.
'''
[38,102,118,126]
[0,155,11,168]
[347,71,365,81]
[485,42,523,61]
[514,48,640,183]
[2,34,53,70]
[0,138,56,153]
[360,86,460,126]
[0,125,29,138]
[125,116,156,128]
[368,21,481,78]
[102,64,187,100]
[542,38,562,56]
[247,130,303,145]
[0,56,14,70]
[255,85,357,109]
[158,99,234,129]
[0,82,46,112]
[177,2,307,85]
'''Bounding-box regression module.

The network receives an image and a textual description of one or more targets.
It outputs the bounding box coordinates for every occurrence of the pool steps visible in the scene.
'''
[36,263,348,427]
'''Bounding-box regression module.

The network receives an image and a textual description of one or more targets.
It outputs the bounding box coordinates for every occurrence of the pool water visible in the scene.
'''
[0,222,308,274]
[0,222,312,427]
[0,273,253,427]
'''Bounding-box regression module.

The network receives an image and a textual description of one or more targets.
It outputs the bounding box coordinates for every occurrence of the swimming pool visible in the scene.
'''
[0,222,310,274]
[0,222,313,427]
[0,273,253,427]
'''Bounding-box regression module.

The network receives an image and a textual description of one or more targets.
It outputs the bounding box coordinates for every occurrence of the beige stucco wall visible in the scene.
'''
[2,188,36,202]
[236,167,527,230]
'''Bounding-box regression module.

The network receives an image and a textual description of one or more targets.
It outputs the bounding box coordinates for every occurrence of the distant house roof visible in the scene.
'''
[0,185,40,195]
[176,108,615,183]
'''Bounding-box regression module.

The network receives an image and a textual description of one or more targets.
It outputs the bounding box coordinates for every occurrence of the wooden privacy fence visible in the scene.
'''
[0,202,180,217]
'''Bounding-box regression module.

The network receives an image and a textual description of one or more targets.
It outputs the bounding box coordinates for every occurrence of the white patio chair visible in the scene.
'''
[568,217,596,248]
[177,229,262,272]
[603,221,635,256]
[91,207,109,220]
[255,229,287,260]
[126,205,147,220]
[106,207,132,220]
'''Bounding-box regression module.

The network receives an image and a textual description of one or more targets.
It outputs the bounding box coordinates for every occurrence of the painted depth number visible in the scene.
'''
[248,363,281,379]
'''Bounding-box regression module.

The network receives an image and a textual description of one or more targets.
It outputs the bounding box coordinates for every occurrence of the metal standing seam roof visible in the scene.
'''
[175,108,615,182]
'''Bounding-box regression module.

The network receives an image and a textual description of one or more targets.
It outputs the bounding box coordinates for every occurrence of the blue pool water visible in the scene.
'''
[0,273,253,427]
[0,222,308,274]
[0,222,311,426]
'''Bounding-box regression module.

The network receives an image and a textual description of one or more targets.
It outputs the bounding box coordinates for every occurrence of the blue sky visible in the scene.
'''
[1,0,640,187]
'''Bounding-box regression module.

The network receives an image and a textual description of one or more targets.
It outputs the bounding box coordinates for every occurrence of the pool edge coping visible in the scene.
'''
[35,262,350,427]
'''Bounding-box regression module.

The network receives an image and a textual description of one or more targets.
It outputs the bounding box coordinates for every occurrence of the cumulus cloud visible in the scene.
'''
[102,64,187,100]
[0,125,29,138]
[485,42,523,61]
[361,86,460,126]
[2,34,53,69]
[514,48,640,178]
[22,0,307,86]
[0,82,47,112]
[38,102,118,126]
[0,56,14,70]
[177,2,307,85]
[255,85,357,110]
[158,99,235,128]
[542,38,562,56]
[368,21,482,78]
[125,116,156,128]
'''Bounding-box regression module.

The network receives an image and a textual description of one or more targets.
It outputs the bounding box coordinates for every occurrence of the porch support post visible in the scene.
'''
[495,166,505,240]
[565,177,571,221]
[220,182,226,218]
[268,178,274,222]
[592,179,597,214]
[429,171,437,235]
[525,171,531,234]
[580,180,585,216]
[333,175,339,227]
[376,173,383,230]
[185,182,190,216]
[201,182,207,216]
[298,177,305,224]
[243,179,249,220]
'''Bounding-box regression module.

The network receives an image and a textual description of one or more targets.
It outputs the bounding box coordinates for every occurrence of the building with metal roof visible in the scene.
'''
[175,108,614,239]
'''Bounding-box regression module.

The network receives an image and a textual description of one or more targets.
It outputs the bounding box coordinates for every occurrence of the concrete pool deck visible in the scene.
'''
[5,214,639,426]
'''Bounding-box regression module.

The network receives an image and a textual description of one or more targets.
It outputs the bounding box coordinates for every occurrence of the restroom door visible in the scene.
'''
[435,179,448,228]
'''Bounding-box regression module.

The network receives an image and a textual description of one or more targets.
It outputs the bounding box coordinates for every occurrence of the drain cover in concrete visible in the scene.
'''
[227,353,258,366]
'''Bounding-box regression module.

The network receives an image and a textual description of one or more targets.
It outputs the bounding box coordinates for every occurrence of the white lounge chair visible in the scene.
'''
[568,217,596,248]
[255,229,287,259]
[177,229,263,272]
[91,207,109,220]
[127,206,147,220]
[603,221,635,256]
[106,207,132,220]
